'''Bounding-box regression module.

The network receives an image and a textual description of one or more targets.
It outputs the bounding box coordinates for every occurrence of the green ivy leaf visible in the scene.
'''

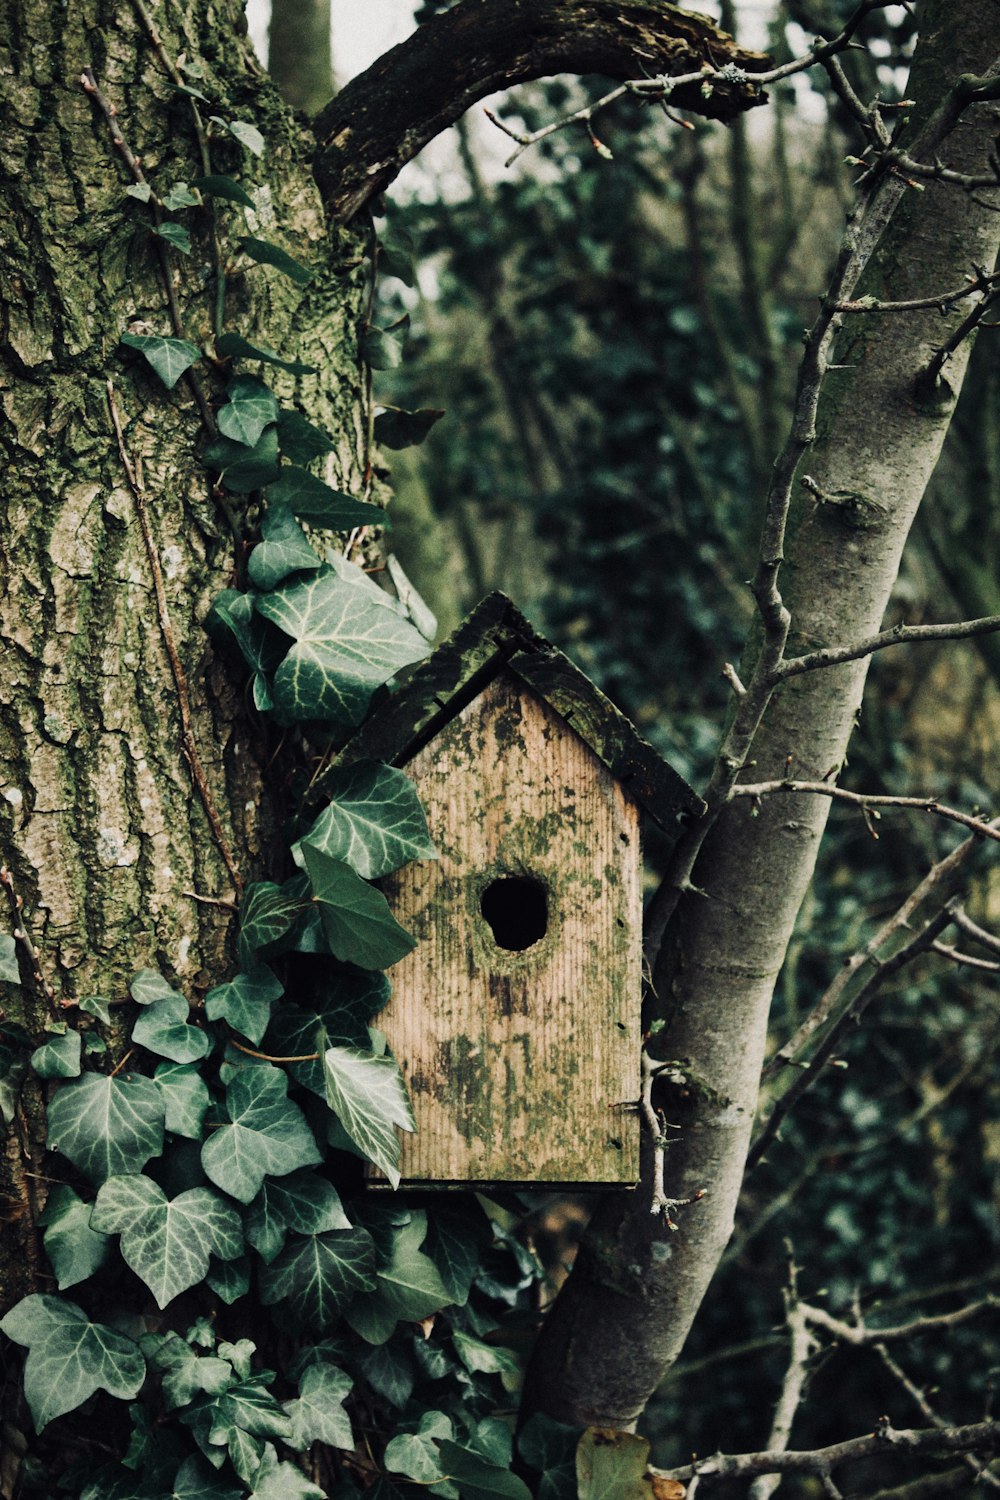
[452,1331,520,1377]
[216,331,316,375]
[237,880,308,969]
[260,1226,377,1331]
[424,1205,492,1307]
[131,969,182,1005]
[374,406,445,450]
[162,183,200,210]
[265,968,390,1098]
[266,467,384,529]
[132,992,211,1065]
[517,1415,581,1500]
[201,1064,322,1203]
[358,1341,414,1408]
[247,508,321,593]
[322,1041,414,1188]
[362,316,409,370]
[121,332,201,390]
[277,409,334,466]
[79,994,111,1024]
[30,1028,82,1078]
[245,1169,352,1264]
[154,222,192,255]
[203,425,282,491]
[0,933,20,983]
[385,1412,457,1494]
[239,237,312,286]
[283,1362,353,1449]
[378,231,416,286]
[226,120,265,156]
[92,1175,244,1309]
[255,555,429,725]
[218,376,280,448]
[47,1072,165,1183]
[142,1331,235,1412]
[575,1429,653,1500]
[303,845,417,971]
[181,1380,291,1482]
[0,1294,145,1431]
[191,174,255,207]
[38,1185,111,1289]
[249,1444,326,1500]
[0,1034,27,1124]
[346,1212,449,1343]
[207,1254,251,1303]
[155,1061,211,1139]
[301,759,437,880]
[125,181,153,202]
[205,966,284,1046]
[205,590,285,698]
[173,1455,245,1500]
[436,1442,533,1500]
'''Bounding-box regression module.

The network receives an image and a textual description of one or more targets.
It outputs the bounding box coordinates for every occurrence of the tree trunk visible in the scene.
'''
[269,0,334,114]
[0,0,368,1311]
[521,0,1000,1428]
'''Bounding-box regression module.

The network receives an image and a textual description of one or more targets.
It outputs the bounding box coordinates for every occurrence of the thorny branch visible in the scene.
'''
[772,609,1000,681]
[638,1050,707,1223]
[730,778,1000,845]
[748,1261,817,1500]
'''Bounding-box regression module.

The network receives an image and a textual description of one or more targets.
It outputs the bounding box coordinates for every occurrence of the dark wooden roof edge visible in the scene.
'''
[337,592,705,830]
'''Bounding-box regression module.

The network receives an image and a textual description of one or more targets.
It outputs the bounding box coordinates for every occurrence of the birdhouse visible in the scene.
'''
[338,594,703,1188]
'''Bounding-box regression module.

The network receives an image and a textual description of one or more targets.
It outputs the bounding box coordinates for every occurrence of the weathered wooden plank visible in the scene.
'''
[375,670,642,1186]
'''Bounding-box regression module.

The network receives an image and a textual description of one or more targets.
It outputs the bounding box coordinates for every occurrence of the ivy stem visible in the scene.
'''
[109,1048,136,1079]
[228,1038,321,1063]
[107,381,244,899]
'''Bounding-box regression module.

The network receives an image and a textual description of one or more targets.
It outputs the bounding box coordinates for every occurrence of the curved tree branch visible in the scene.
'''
[312,0,768,222]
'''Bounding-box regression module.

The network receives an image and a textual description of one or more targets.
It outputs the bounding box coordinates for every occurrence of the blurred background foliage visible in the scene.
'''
[269,0,1000,1483]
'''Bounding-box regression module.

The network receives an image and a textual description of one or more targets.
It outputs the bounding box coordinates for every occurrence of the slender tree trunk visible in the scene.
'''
[269,0,333,114]
[521,0,1000,1428]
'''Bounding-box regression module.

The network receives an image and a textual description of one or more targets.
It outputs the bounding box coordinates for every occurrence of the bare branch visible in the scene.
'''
[732,779,1000,844]
[952,905,1000,956]
[801,1297,1000,1348]
[774,611,1000,681]
[749,1269,818,1500]
[835,268,1000,314]
[931,940,1000,973]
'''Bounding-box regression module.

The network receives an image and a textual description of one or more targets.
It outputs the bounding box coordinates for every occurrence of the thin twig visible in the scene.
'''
[107,381,243,897]
[873,1343,1000,1491]
[732,779,1000,844]
[952,905,1000,956]
[0,865,60,1012]
[639,1051,707,1223]
[931,941,1000,972]
[749,1263,817,1500]
[801,1297,1000,1348]
[835,269,1000,314]
[774,612,1000,682]
[228,1038,320,1063]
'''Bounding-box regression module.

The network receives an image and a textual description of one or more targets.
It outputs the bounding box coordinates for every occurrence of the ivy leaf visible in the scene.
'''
[205,589,286,705]
[131,969,181,1006]
[207,1255,251,1303]
[517,1416,582,1500]
[260,1226,377,1331]
[47,1072,165,1183]
[374,406,445,450]
[237,880,309,969]
[38,1185,111,1290]
[346,1212,449,1344]
[132,992,211,1065]
[173,1455,245,1500]
[205,966,284,1046]
[201,1064,322,1203]
[436,1442,533,1500]
[92,1175,243,1309]
[239,237,312,287]
[0,1033,27,1125]
[162,183,200,210]
[216,331,316,375]
[358,1341,414,1409]
[191,174,255,207]
[300,759,437,880]
[155,1061,211,1139]
[0,1294,145,1431]
[203,425,282,491]
[31,1028,82,1078]
[181,1380,291,1481]
[125,181,153,202]
[0,933,20,983]
[142,1331,235,1412]
[245,1169,352,1264]
[265,968,390,1099]
[283,1362,353,1449]
[266,467,383,530]
[303,845,417,971]
[226,119,265,156]
[277,409,334,466]
[153,221,192,254]
[362,316,409,370]
[249,1444,326,1500]
[121,332,201,390]
[247,508,321,593]
[576,1430,655,1500]
[322,1041,414,1188]
[79,994,111,1024]
[218,376,280,448]
[255,555,428,725]
[424,1204,492,1307]
[452,1331,520,1377]
[385,1412,457,1494]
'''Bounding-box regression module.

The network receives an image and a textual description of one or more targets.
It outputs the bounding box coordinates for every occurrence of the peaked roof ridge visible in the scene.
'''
[337,591,704,831]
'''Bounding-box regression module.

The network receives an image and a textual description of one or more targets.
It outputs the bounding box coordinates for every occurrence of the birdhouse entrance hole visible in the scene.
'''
[480,875,548,951]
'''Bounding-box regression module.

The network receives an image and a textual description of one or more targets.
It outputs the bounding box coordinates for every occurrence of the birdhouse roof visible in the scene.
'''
[339,592,704,831]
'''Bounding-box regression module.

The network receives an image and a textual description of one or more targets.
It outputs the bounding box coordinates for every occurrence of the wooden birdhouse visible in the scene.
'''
[338,594,703,1188]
